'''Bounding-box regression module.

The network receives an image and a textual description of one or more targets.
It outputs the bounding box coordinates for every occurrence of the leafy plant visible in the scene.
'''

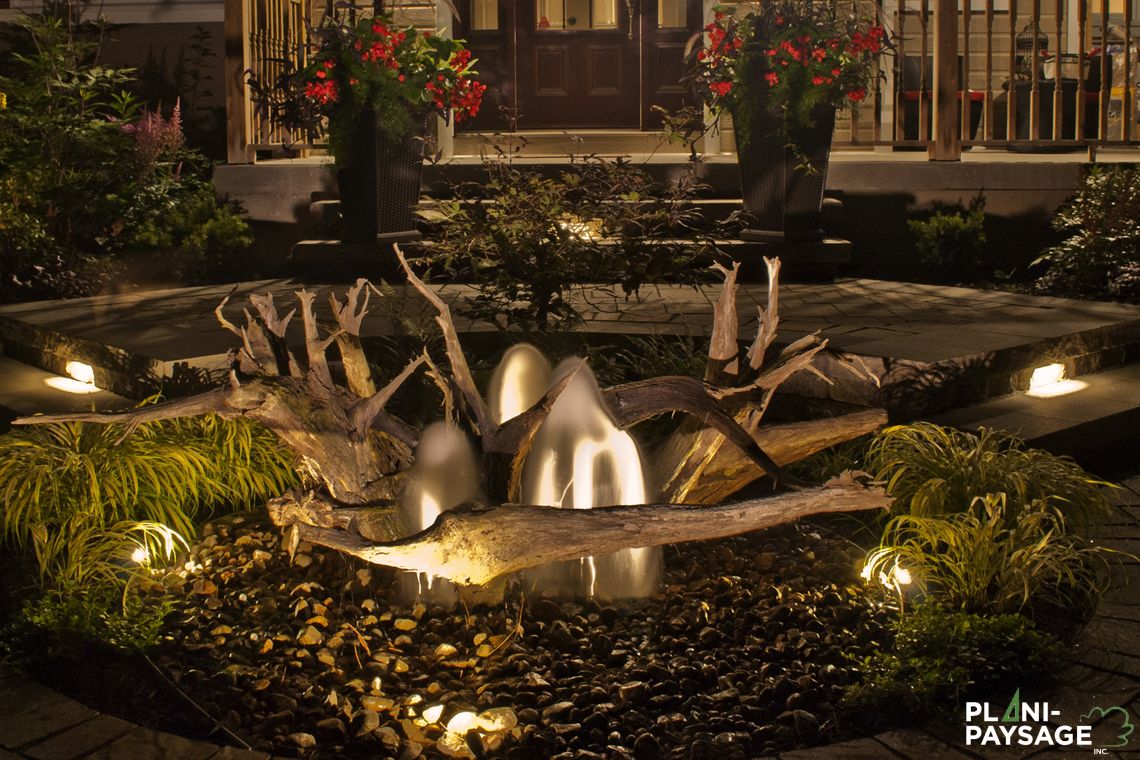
[0,409,297,546]
[908,195,987,277]
[0,14,252,301]
[842,601,1060,724]
[422,157,715,331]
[20,580,175,652]
[1033,165,1140,302]
[246,7,485,163]
[863,493,1114,619]
[692,1,887,164]
[865,422,1112,528]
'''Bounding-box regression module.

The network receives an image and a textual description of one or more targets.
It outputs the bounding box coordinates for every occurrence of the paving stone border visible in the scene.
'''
[2,478,1137,760]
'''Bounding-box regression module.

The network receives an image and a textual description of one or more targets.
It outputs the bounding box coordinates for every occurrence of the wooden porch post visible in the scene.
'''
[929,0,962,160]
[224,0,253,164]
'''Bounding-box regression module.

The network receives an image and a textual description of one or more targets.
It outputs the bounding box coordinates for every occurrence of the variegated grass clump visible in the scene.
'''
[865,422,1112,528]
[0,407,297,645]
[863,493,1115,619]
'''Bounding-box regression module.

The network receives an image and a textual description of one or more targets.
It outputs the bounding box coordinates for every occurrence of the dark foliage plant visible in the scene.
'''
[0,14,252,302]
[842,602,1061,725]
[907,195,987,278]
[1033,165,1140,302]
[422,157,716,332]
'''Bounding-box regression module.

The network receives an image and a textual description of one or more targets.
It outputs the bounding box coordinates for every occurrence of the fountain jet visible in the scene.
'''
[396,421,481,604]
[517,358,661,599]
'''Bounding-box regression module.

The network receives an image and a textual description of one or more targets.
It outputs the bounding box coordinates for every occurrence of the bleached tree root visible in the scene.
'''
[287,474,890,587]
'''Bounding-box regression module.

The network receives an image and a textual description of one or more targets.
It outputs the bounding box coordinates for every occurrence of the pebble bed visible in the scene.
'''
[155,514,892,759]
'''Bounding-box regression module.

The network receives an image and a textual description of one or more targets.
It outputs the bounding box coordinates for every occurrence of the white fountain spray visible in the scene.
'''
[396,421,480,604]
[512,355,661,599]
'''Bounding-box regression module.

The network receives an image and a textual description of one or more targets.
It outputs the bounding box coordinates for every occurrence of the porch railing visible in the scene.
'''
[225,0,1139,162]
[881,0,1139,158]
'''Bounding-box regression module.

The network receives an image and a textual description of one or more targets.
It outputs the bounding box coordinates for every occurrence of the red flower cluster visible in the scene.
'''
[305,78,338,105]
[848,26,886,55]
[425,74,487,121]
[358,23,407,68]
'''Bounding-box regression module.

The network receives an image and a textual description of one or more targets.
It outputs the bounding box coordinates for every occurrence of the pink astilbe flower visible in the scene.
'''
[123,100,186,172]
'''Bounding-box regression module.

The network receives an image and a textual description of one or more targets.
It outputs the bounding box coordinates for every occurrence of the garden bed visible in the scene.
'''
[146,513,890,759]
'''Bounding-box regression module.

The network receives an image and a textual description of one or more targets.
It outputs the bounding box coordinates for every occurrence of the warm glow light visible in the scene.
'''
[893,566,912,586]
[131,546,150,565]
[44,377,102,394]
[45,361,100,394]
[422,704,444,724]
[1026,363,1087,398]
[66,361,95,384]
[859,562,873,581]
[445,711,478,735]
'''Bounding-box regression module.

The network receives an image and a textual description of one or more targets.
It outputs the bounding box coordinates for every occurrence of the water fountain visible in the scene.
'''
[396,421,481,604]
[513,353,662,600]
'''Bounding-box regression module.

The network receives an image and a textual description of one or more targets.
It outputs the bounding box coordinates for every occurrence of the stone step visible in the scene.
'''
[1,280,1137,430]
[929,362,1140,469]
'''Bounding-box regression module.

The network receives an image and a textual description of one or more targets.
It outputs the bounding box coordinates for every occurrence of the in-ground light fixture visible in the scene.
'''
[43,360,101,394]
[1025,362,1087,398]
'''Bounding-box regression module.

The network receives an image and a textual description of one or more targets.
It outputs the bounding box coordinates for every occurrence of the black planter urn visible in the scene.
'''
[335,110,428,245]
[733,104,836,243]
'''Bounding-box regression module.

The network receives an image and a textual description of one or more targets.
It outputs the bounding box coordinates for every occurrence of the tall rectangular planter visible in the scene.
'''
[734,105,836,243]
[336,110,428,245]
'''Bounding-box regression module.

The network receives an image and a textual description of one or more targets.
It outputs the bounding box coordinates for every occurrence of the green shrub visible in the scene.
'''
[1033,165,1140,302]
[422,158,714,332]
[0,411,297,545]
[842,602,1061,724]
[20,579,174,652]
[908,195,987,277]
[0,15,251,301]
[863,493,1114,620]
[865,422,1111,528]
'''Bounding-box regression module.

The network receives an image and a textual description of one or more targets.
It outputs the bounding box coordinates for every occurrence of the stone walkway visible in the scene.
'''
[2,478,1137,760]
[2,278,1138,415]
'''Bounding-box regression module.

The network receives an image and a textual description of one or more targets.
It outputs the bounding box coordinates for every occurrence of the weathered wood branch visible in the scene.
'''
[602,376,809,488]
[292,474,890,586]
[747,256,781,373]
[655,408,888,504]
[12,386,262,427]
[395,244,496,438]
[706,261,741,385]
[330,280,378,398]
[352,353,429,435]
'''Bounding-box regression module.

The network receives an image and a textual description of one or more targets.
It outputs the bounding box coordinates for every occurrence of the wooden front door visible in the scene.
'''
[458,0,701,131]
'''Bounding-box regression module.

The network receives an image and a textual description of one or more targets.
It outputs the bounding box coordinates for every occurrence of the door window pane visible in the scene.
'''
[591,0,618,28]
[472,0,498,30]
[537,0,566,28]
[537,0,620,29]
[658,0,686,28]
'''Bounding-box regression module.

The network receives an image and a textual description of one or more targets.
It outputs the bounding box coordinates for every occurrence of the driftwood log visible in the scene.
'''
[14,247,890,585]
[290,473,890,587]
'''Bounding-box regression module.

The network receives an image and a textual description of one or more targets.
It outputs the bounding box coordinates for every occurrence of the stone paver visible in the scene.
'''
[874,728,975,758]
[0,682,96,750]
[87,727,218,760]
[778,737,900,758]
[22,715,134,760]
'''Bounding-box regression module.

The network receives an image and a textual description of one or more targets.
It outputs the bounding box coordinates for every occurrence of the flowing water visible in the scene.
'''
[396,421,481,605]
[403,343,661,602]
[512,355,661,600]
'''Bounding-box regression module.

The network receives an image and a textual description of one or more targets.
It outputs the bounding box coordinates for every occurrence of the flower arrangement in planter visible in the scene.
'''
[691,1,888,241]
[296,11,486,163]
[694,1,886,160]
[248,9,486,243]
